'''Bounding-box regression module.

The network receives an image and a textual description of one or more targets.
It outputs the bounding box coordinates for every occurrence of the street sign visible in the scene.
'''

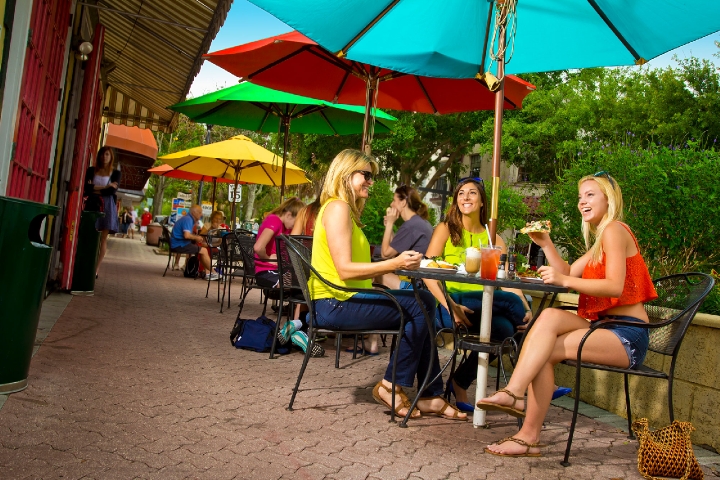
[171,198,185,210]
[177,192,192,201]
[228,184,242,202]
[201,202,213,216]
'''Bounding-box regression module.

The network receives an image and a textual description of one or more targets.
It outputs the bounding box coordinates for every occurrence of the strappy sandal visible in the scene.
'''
[418,396,468,421]
[476,388,526,418]
[484,436,547,457]
[371,381,420,418]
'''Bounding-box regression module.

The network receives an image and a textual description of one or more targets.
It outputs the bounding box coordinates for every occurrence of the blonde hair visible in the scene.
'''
[265,197,305,219]
[579,175,624,264]
[320,149,378,226]
[210,211,224,223]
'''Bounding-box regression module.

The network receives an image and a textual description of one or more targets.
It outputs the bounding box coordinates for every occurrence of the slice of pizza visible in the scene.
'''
[520,220,552,234]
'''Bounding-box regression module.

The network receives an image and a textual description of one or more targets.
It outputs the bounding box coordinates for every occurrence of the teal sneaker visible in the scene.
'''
[277,321,296,346]
[291,331,325,357]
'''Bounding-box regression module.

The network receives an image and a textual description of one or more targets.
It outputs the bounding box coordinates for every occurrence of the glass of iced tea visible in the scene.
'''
[465,247,481,276]
[480,246,502,280]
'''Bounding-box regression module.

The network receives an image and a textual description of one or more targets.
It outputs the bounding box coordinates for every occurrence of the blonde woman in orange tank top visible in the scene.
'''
[480,173,657,458]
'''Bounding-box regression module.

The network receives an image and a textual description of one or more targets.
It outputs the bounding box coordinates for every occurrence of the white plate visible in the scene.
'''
[418,267,458,274]
[519,277,544,284]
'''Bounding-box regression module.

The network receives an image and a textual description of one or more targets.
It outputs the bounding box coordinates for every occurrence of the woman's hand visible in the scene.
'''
[450,302,473,327]
[527,231,551,248]
[393,250,422,270]
[384,207,399,227]
[538,265,566,286]
[108,182,118,189]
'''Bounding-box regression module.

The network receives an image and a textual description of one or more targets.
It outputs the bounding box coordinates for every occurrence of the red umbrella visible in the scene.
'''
[147,164,245,207]
[205,31,535,150]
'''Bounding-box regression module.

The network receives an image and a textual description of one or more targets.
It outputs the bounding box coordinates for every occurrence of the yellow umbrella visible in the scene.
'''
[160,134,310,221]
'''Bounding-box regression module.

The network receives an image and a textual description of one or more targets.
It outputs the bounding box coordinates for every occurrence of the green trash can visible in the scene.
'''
[70,210,105,295]
[0,196,59,394]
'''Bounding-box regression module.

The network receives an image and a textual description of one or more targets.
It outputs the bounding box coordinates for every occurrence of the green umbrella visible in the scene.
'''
[170,82,397,197]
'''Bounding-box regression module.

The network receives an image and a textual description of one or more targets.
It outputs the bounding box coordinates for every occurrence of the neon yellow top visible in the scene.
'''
[443,228,489,293]
[309,199,372,301]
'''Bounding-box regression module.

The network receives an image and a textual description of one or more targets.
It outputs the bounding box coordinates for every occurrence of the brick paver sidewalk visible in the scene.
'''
[1,236,711,479]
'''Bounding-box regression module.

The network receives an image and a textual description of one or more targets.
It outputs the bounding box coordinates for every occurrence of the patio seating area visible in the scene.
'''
[2,237,719,479]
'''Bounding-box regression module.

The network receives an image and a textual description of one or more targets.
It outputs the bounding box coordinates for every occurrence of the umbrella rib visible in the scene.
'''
[333,69,352,102]
[318,110,339,135]
[414,77,438,114]
[248,45,311,79]
[473,77,518,109]
[306,47,355,73]
[586,0,644,63]
[479,1,494,75]
[257,107,272,131]
[194,100,231,122]
[293,105,325,118]
[338,0,402,56]
[172,157,202,170]
[261,164,278,187]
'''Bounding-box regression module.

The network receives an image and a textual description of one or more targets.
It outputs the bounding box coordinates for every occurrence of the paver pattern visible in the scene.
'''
[1,237,716,479]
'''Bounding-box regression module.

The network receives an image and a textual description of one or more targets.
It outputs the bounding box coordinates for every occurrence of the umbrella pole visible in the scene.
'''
[280,117,291,199]
[231,167,239,229]
[488,29,507,243]
[361,75,378,154]
[211,178,217,210]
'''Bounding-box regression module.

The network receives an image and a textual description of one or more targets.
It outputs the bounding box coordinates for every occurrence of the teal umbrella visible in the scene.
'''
[246,0,720,232]
[170,81,397,197]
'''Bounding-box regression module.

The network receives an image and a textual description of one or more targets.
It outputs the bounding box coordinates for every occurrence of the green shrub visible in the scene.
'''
[361,179,395,245]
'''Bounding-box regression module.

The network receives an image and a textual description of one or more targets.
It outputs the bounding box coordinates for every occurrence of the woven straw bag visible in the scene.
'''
[631,418,704,480]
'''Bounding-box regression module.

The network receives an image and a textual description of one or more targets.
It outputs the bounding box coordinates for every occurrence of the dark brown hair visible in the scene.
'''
[395,185,429,220]
[95,146,115,173]
[445,178,488,246]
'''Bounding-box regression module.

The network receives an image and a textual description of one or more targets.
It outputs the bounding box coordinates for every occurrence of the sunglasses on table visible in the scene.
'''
[353,170,374,182]
[593,170,616,188]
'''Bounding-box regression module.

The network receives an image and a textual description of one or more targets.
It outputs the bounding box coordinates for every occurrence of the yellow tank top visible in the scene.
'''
[309,199,372,301]
[444,227,489,293]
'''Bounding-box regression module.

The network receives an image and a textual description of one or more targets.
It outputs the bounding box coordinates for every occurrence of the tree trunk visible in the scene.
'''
[244,184,258,221]
[152,176,165,217]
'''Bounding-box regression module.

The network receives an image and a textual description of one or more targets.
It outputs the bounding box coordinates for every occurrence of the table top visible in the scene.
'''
[395,269,568,293]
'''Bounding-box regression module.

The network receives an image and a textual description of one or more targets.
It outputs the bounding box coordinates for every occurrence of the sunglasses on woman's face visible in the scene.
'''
[457,176,485,191]
[353,170,374,182]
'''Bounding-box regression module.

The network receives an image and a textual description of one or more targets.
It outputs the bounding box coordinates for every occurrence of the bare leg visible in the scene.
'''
[376,273,401,289]
[482,308,631,455]
[96,230,110,275]
[199,248,212,272]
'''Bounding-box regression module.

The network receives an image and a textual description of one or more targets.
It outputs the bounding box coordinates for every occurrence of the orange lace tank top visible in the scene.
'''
[577,222,657,320]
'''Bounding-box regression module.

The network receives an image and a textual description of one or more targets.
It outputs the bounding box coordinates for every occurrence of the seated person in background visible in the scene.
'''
[169,205,219,281]
[253,197,305,289]
[290,197,321,236]
[309,148,467,421]
[423,177,532,413]
[480,173,657,458]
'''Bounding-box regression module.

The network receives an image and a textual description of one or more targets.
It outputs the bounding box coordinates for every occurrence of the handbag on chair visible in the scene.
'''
[631,418,704,480]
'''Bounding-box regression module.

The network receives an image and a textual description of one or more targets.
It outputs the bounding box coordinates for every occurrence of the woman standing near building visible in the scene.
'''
[84,146,120,278]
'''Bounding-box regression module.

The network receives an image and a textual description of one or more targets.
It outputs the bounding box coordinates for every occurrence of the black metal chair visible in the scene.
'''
[281,235,408,421]
[161,226,185,277]
[560,272,715,466]
[269,235,313,359]
[220,231,253,313]
[204,228,229,300]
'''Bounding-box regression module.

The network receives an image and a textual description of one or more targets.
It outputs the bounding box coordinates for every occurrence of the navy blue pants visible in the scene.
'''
[437,290,526,391]
[313,289,444,397]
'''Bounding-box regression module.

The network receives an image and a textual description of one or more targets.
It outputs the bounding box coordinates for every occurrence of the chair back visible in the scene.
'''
[276,235,313,290]
[645,272,715,356]
[235,233,257,275]
[281,235,315,323]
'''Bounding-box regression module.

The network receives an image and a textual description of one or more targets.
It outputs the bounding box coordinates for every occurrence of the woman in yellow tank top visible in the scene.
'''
[310,149,467,421]
[423,177,533,413]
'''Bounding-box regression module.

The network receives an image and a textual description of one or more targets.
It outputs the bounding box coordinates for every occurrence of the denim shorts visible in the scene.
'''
[595,315,650,368]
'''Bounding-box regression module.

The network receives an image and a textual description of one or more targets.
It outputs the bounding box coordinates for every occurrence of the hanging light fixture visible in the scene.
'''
[76,41,93,61]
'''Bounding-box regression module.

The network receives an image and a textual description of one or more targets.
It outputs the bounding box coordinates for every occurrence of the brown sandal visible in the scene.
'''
[484,436,547,457]
[371,382,420,418]
[418,396,468,421]
[476,388,526,418]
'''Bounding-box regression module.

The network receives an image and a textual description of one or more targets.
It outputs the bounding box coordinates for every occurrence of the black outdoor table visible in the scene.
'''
[395,268,568,427]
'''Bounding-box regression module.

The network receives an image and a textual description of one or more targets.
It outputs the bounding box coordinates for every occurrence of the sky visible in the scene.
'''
[189,0,720,98]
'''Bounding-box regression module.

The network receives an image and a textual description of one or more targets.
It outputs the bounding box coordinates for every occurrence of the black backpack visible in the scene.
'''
[183,254,199,278]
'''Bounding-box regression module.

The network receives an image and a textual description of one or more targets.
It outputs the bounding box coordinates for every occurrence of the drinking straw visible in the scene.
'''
[485,224,493,248]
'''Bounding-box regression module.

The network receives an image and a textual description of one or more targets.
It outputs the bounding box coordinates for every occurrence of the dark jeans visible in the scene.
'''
[313,289,444,396]
[437,290,526,391]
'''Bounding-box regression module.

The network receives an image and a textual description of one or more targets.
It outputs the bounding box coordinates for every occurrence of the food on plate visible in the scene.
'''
[424,259,457,270]
[520,220,552,234]
[516,269,541,279]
